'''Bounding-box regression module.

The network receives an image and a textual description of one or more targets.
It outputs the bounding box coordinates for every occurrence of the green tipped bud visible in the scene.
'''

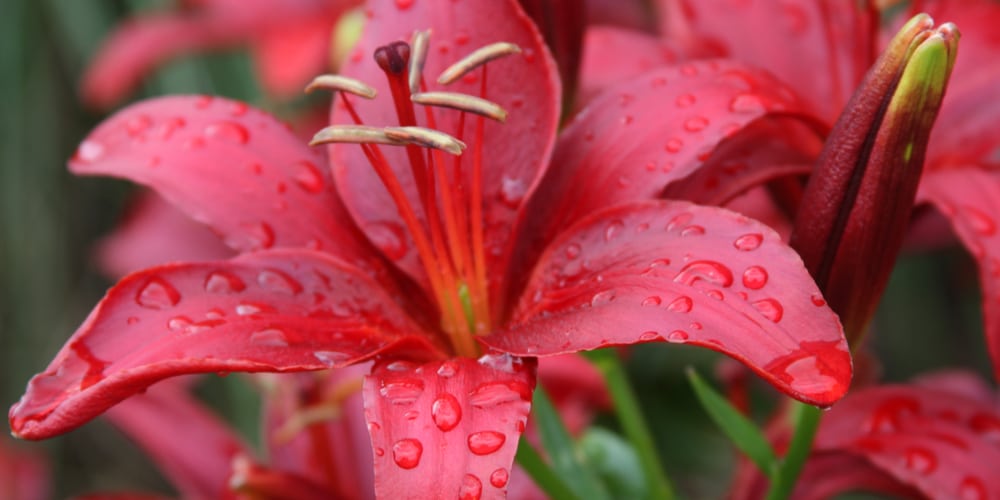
[789,15,959,345]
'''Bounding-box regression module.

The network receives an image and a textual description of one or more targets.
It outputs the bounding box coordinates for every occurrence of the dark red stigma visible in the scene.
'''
[374,41,411,75]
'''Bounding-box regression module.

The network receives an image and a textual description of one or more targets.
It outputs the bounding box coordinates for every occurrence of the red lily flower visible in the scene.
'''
[731,371,1000,499]
[11,0,852,496]
[81,0,361,109]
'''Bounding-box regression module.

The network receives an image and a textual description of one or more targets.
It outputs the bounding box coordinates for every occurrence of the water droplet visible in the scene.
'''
[667,330,689,342]
[392,438,423,469]
[969,413,1000,443]
[590,290,616,307]
[125,114,152,136]
[75,140,105,163]
[432,394,462,431]
[194,95,213,108]
[741,266,768,290]
[666,295,693,313]
[250,328,289,347]
[733,233,763,251]
[674,261,734,287]
[374,447,385,457]
[255,269,302,295]
[903,447,937,475]
[689,322,703,330]
[499,176,526,208]
[676,93,696,108]
[639,331,661,341]
[366,221,408,261]
[665,137,684,153]
[705,289,724,300]
[437,360,458,377]
[959,476,988,500]
[680,225,705,236]
[468,431,506,455]
[204,121,249,144]
[962,205,997,236]
[460,474,483,500]
[380,380,424,405]
[751,298,783,322]
[126,316,140,325]
[386,361,415,372]
[684,116,709,132]
[404,410,419,420]
[489,468,509,488]
[240,222,275,250]
[604,219,625,241]
[204,271,246,293]
[864,397,920,433]
[136,278,181,309]
[313,350,350,366]
[167,316,193,333]
[455,30,470,46]
[293,160,325,193]
[564,243,581,260]
[228,101,249,116]
[641,296,662,307]
[469,381,531,408]
[730,94,766,114]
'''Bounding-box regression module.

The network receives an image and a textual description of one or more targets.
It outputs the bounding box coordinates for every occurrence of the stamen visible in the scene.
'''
[309,125,404,147]
[384,126,467,155]
[304,74,377,99]
[437,42,522,85]
[409,30,432,94]
[412,92,508,122]
[374,41,411,75]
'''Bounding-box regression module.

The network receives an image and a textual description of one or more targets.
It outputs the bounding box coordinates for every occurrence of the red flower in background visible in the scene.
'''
[11,0,852,496]
[81,0,361,109]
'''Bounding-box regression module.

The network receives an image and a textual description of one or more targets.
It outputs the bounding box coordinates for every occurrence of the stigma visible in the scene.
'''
[308,31,521,358]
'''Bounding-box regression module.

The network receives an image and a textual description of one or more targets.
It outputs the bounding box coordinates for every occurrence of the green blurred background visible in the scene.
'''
[0,0,992,497]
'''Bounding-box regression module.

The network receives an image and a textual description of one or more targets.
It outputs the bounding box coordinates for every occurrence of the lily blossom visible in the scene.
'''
[10,0,851,496]
[81,0,361,109]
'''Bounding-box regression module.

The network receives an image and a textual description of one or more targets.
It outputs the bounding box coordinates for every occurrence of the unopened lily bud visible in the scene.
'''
[789,14,959,345]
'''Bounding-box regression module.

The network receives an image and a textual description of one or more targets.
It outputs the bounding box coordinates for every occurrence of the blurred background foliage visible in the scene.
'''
[0,0,991,497]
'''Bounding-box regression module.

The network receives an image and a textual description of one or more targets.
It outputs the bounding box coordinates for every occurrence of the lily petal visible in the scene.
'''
[69,96,377,270]
[918,168,1000,383]
[104,378,249,499]
[730,452,920,500]
[656,0,878,122]
[492,200,851,406]
[9,249,441,440]
[250,13,342,97]
[330,0,560,296]
[363,355,535,499]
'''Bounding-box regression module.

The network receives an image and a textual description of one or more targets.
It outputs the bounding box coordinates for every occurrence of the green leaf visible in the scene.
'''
[579,428,647,499]
[514,438,582,500]
[686,367,777,476]
[531,386,611,500]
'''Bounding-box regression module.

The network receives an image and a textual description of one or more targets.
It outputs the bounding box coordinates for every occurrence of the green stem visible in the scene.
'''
[515,438,582,500]
[765,403,823,500]
[586,350,676,500]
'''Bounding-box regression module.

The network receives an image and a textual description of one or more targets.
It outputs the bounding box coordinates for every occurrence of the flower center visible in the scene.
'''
[309,32,520,358]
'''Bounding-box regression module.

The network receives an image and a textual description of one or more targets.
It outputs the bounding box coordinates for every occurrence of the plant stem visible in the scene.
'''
[586,349,676,500]
[515,438,581,500]
[765,402,823,500]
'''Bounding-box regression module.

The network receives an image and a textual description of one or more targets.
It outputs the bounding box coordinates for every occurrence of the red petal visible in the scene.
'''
[656,0,878,122]
[229,455,333,500]
[330,0,560,294]
[511,60,817,300]
[492,201,851,406]
[250,14,339,97]
[103,378,249,498]
[910,0,1000,168]
[262,366,374,499]
[69,96,377,269]
[917,169,1000,382]
[9,249,442,440]
[363,355,535,499]
[96,191,234,279]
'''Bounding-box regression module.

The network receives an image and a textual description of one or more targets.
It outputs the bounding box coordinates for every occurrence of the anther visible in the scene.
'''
[309,125,405,147]
[438,42,522,85]
[384,126,467,155]
[409,30,432,94]
[304,74,377,99]
[374,41,411,75]
[412,92,508,122]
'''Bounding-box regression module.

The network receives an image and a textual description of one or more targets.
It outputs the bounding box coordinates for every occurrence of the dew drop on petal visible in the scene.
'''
[680,225,705,237]
[639,331,661,341]
[641,296,662,307]
[590,290,616,307]
[136,278,181,309]
[366,221,408,261]
[459,474,483,500]
[667,330,689,342]
[864,397,920,433]
[293,160,325,193]
[468,431,506,455]
[204,271,246,293]
[437,360,458,378]
[903,447,937,475]
[380,380,425,405]
[250,328,289,347]
[167,316,193,333]
[392,438,423,469]
[730,94,766,114]
[741,266,768,290]
[664,296,692,314]
[386,360,416,372]
[604,219,625,241]
[240,222,275,250]
[489,468,509,488]
[733,233,763,251]
[959,476,988,500]
[314,350,350,367]
[470,382,530,408]
[564,243,582,260]
[810,294,827,307]
[75,140,105,163]
[204,121,250,144]
[499,176,526,208]
[665,137,684,153]
[674,261,734,287]
[684,116,709,132]
[432,393,462,431]
[969,413,1000,443]
[751,298,783,322]
[675,93,696,108]
[257,269,303,295]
